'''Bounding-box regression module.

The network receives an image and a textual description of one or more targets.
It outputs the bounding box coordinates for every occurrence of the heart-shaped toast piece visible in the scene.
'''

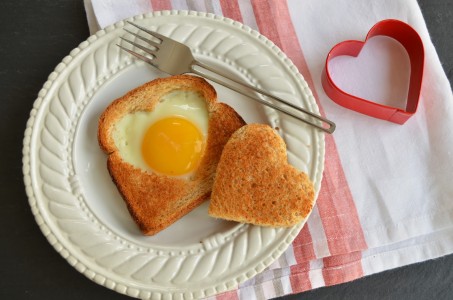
[209,124,315,227]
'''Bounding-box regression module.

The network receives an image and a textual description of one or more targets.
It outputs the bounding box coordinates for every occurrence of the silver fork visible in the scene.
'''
[118,21,335,134]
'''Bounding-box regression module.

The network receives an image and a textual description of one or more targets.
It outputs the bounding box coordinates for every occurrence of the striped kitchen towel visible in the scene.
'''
[84,0,453,298]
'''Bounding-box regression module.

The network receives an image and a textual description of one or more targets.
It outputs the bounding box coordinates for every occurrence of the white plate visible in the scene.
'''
[23,11,324,299]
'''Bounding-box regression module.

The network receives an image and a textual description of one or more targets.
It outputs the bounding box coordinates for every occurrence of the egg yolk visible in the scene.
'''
[141,116,204,176]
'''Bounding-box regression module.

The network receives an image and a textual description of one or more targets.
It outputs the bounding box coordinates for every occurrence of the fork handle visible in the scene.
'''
[190,61,335,134]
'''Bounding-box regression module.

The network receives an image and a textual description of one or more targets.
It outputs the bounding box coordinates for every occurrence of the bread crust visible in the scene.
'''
[98,75,246,235]
[208,124,315,227]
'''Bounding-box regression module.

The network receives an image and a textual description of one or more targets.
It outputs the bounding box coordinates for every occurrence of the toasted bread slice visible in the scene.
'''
[208,124,315,227]
[98,75,246,235]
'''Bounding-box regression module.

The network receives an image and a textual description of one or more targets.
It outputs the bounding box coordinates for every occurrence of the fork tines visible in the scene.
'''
[117,22,165,63]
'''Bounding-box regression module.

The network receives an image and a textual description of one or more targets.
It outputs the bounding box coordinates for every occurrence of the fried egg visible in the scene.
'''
[112,90,209,177]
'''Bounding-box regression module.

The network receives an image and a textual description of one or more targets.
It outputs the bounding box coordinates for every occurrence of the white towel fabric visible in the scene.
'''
[84,0,453,299]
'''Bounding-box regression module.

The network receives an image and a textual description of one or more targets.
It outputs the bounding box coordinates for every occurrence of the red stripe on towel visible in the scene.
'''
[150,0,171,11]
[292,224,316,263]
[215,289,239,300]
[253,0,367,258]
[322,251,364,285]
[316,147,368,255]
[290,225,315,293]
[289,261,312,293]
[219,0,243,22]
[251,3,318,292]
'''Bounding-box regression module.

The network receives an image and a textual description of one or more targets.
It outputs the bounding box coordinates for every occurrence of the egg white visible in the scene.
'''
[112,90,209,175]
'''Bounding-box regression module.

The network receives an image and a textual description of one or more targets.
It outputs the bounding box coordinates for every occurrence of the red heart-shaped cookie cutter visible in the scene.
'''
[322,19,424,124]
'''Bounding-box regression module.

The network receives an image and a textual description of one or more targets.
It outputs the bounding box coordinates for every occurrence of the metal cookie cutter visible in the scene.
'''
[322,19,425,124]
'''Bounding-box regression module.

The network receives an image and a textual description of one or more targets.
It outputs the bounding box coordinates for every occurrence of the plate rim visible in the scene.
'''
[22,10,325,299]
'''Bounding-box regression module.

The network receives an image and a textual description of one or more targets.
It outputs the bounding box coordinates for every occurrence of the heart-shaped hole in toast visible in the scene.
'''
[98,75,246,235]
[208,124,315,227]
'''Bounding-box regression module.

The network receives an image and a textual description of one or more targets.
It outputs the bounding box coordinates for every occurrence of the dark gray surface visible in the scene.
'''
[1,0,452,299]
